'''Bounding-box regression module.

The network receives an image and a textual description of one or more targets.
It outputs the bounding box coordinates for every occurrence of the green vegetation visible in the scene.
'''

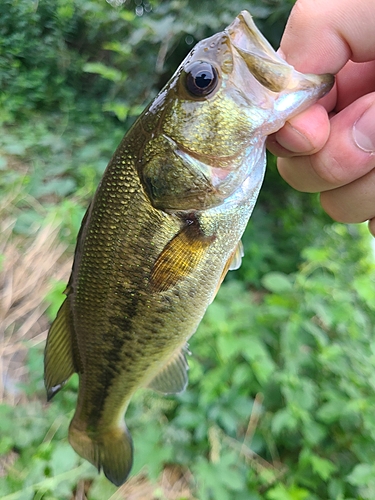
[1,1,375,499]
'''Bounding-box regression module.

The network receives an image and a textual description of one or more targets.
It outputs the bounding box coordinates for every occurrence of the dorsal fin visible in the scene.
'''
[147,346,189,394]
[44,297,80,401]
[150,220,214,293]
[66,204,91,292]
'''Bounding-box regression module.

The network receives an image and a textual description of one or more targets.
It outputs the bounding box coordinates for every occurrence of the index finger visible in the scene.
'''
[280,0,375,74]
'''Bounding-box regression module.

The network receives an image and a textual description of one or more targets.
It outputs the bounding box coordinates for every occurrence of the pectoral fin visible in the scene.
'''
[150,221,214,293]
[228,240,244,271]
[148,346,189,394]
[44,297,80,400]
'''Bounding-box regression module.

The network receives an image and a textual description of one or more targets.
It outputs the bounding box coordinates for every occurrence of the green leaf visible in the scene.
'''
[242,339,276,385]
[303,421,327,446]
[192,453,245,500]
[132,422,174,481]
[310,455,337,481]
[102,101,130,121]
[0,435,14,454]
[83,62,124,82]
[271,408,298,434]
[262,272,293,293]
[347,463,375,486]
[217,333,242,361]
[267,483,310,500]
[86,475,118,500]
[316,400,347,424]
[49,442,79,476]
[44,279,67,321]
[353,276,375,310]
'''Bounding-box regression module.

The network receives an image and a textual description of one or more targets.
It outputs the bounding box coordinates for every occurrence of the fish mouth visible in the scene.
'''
[226,11,282,68]
[226,11,334,96]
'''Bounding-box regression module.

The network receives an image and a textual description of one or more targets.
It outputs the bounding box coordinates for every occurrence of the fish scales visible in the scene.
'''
[44,11,334,486]
[70,137,218,426]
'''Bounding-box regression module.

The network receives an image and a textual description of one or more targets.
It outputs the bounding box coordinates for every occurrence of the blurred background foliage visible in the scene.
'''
[1,0,375,499]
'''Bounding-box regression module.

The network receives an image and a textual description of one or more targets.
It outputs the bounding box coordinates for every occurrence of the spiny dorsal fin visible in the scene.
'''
[148,346,189,394]
[150,220,214,293]
[66,204,91,292]
[44,297,79,401]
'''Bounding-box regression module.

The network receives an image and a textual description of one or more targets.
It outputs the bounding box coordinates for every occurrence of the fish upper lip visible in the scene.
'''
[226,11,272,59]
[225,10,335,101]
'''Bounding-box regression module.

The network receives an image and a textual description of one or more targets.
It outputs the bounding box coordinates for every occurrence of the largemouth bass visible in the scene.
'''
[44,11,334,486]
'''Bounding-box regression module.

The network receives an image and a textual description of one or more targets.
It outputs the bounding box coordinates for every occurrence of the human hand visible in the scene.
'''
[267,0,375,236]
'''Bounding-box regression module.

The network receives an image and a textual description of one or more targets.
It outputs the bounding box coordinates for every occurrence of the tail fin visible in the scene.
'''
[68,420,133,486]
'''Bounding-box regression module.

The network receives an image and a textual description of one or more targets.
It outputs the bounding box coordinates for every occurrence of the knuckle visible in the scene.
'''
[311,153,349,187]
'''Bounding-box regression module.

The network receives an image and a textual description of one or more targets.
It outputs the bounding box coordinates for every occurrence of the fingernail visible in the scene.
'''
[275,122,314,153]
[353,104,375,153]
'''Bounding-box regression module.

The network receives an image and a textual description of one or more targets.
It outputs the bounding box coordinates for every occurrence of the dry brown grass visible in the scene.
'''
[108,466,195,500]
[0,201,71,405]
[68,465,195,500]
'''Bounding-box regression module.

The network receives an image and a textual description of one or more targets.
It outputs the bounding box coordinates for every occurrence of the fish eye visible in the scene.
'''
[185,61,219,97]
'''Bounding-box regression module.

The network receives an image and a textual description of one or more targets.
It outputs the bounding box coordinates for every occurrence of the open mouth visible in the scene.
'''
[226,11,334,95]
[226,11,278,65]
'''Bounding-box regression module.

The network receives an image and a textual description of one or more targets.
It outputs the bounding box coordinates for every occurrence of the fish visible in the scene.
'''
[44,10,334,486]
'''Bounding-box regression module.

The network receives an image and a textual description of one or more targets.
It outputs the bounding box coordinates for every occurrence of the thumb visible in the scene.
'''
[280,0,375,74]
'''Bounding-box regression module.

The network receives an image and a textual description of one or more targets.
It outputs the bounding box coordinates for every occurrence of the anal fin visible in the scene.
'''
[148,346,189,394]
[44,297,79,400]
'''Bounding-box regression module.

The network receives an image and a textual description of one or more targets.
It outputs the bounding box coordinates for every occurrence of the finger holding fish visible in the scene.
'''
[267,0,375,234]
